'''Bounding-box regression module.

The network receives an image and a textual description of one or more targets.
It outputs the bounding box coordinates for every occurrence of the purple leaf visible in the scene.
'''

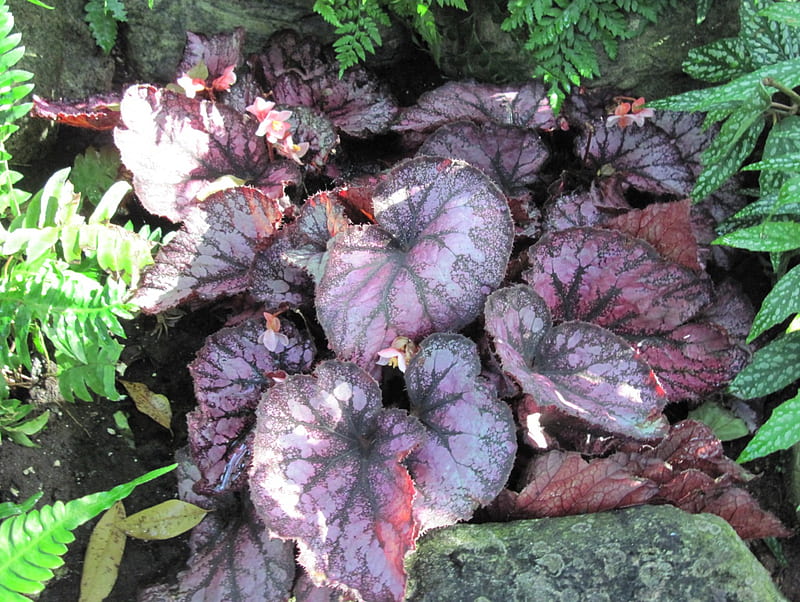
[523,227,713,336]
[542,182,631,232]
[316,157,514,370]
[635,322,749,403]
[138,501,296,602]
[404,333,517,532]
[287,105,340,170]
[575,120,694,197]
[176,28,245,82]
[417,121,549,196]
[650,110,714,178]
[248,237,315,309]
[114,84,299,222]
[393,81,556,135]
[485,285,669,440]
[254,30,398,138]
[509,450,658,518]
[188,317,316,494]
[132,187,285,314]
[249,361,426,601]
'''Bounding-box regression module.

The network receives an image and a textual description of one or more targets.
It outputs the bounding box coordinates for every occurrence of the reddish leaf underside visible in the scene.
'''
[31,93,122,130]
[132,186,284,314]
[114,84,299,222]
[249,361,426,601]
[523,227,713,336]
[417,121,549,196]
[404,333,517,532]
[484,285,669,440]
[316,157,514,370]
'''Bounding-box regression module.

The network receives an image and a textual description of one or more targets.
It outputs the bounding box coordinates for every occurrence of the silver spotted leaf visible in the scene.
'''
[316,157,514,370]
[404,333,517,532]
[249,361,426,601]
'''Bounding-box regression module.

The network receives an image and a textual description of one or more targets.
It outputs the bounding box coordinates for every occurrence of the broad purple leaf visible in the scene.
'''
[523,227,713,336]
[650,110,714,178]
[635,322,749,403]
[255,29,327,86]
[138,501,295,602]
[132,187,284,314]
[249,236,314,309]
[115,84,299,222]
[417,121,549,196]
[509,450,658,518]
[287,105,340,170]
[249,361,427,601]
[485,285,669,440]
[31,92,122,130]
[176,28,245,81]
[603,199,703,271]
[188,317,315,494]
[542,181,630,232]
[699,278,755,340]
[393,81,556,134]
[575,120,694,197]
[404,333,517,532]
[316,157,514,370]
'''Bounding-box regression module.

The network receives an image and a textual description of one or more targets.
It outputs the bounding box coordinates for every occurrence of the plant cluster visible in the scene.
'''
[30,22,793,601]
[651,0,800,463]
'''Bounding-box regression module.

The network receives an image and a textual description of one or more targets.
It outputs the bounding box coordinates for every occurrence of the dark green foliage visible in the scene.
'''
[84,0,127,54]
[652,0,800,462]
[0,465,176,601]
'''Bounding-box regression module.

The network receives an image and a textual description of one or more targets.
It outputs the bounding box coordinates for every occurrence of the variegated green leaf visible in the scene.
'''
[749,264,800,342]
[751,116,800,194]
[745,153,800,172]
[740,0,800,65]
[649,56,800,112]
[683,37,750,83]
[760,2,800,27]
[738,391,800,462]
[729,332,800,399]
[714,220,800,251]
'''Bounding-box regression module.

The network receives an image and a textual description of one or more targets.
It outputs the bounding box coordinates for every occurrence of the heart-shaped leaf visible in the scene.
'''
[115,84,299,222]
[132,187,284,314]
[404,333,517,532]
[417,121,549,196]
[316,157,514,369]
[249,361,426,601]
[523,227,713,336]
[485,285,669,440]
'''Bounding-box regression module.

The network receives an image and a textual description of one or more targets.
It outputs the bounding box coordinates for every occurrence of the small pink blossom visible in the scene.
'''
[246,97,277,123]
[606,96,654,129]
[277,135,310,165]
[259,312,289,352]
[211,65,237,92]
[376,336,418,373]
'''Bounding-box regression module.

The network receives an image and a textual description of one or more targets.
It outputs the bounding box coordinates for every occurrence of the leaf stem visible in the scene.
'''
[763,77,800,109]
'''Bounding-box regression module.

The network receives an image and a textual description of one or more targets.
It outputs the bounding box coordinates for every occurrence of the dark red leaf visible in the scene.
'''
[249,361,426,601]
[404,333,517,531]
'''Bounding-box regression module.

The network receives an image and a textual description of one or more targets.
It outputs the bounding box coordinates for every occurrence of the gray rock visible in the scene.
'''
[405,505,786,601]
[8,0,114,164]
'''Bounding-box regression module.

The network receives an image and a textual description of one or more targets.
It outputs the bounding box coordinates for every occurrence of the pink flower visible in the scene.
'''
[211,65,237,92]
[375,336,418,373]
[277,135,310,165]
[175,74,207,99]
[262,111,293,144]
[606,96,654,129]
[246,97,277,123]
[259,312,289,352]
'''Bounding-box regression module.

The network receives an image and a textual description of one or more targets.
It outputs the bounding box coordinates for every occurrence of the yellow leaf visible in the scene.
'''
[120,380,172,431]
[79,501,127,602]
[120,499,208,540]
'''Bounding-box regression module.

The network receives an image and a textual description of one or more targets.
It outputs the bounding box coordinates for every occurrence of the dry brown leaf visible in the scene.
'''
[119,499,207,540]
[120,380,172,431]
[79,501,126,602]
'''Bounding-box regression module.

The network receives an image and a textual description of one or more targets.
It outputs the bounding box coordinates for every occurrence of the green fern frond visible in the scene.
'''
[84,0,125,54]
[0,464,176,601]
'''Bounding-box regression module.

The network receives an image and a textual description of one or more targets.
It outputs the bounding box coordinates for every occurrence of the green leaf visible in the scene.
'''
[714,220,800,251]
[70,146,121,207]
[687,401,749,441]
[749,263,800,342]
[760,2,800,27]
[0,493,43,521]
[0,464,176,600]
[738,391,800,462]
[683,37,751,83]
[729,332,800,399]
[745,153,800,172]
